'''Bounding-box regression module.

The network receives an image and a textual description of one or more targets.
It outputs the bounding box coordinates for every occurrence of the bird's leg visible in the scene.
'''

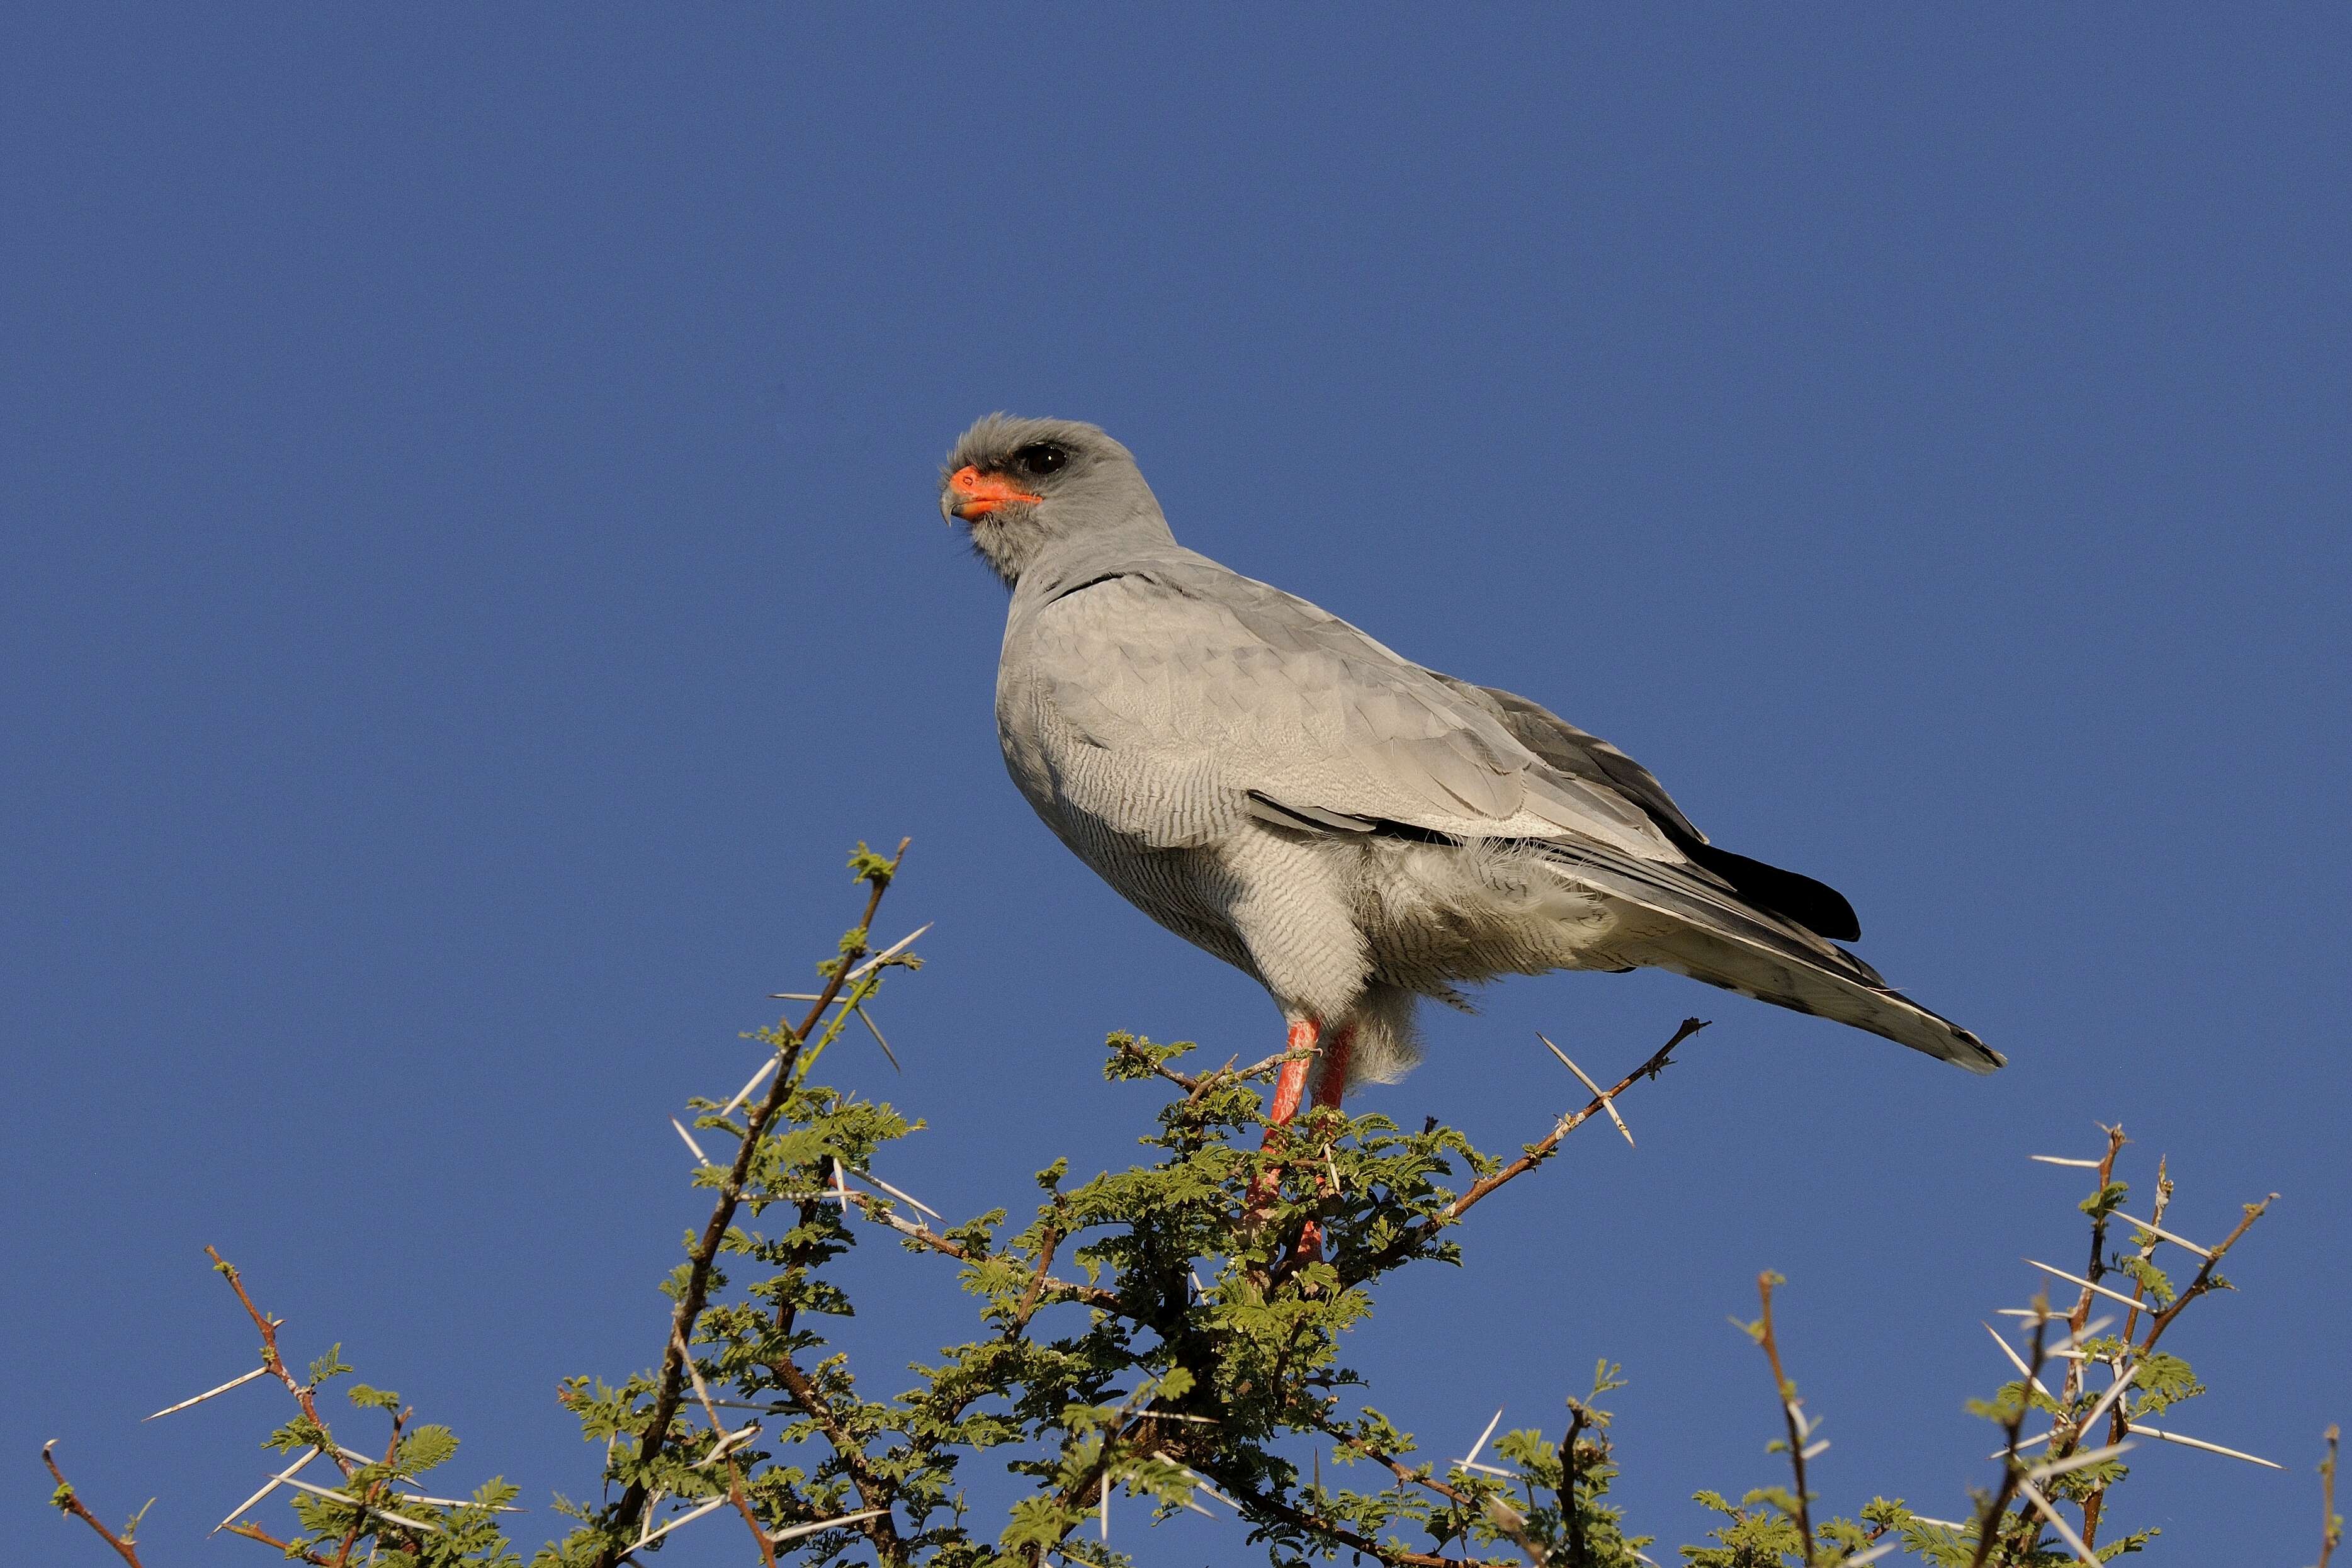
[1292,1025,1354,1258]
[1247,1021,1357,1260]
[1247,1019,1320,1229]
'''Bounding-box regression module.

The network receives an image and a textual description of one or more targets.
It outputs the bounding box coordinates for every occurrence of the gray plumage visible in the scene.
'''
[942,414,2000,1091]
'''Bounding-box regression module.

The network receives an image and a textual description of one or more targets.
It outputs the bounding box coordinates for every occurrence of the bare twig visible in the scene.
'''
[42,1442,149,1568]
[1970,1297,2054,1568]
[1752,1273,1816,1568]
[1537,1034,1634,1148]
[2140,1194,2276,1354]
[223,1519,334,1564]
[2319,1424,2341,1568]
[204,1248,357,1479]
[1325,1413,1549,1567]
[1346,1018,1702,1285]
[597,842,912,1567]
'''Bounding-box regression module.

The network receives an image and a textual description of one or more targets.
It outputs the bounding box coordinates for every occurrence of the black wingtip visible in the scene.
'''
[1682,842,1862,942]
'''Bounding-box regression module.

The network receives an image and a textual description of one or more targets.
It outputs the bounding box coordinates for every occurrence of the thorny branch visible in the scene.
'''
[1345,1018,1704,1287]
[1320,1416,1549,1567]
[2061,1124,2130,1550]
[1752,1272,1816,1568]
[43,1443,148,1568]
[327,1406,410,1568]
[2141,1192,2276,1355]
[2320,1424,2341,1568]
[1970,1298,2054,1568]
[597,839,912,1567]
[223,1520,334,1564]
[205,1246,356,1481]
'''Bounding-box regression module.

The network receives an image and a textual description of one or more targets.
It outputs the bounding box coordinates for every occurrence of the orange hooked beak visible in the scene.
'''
[944,465,1043,522]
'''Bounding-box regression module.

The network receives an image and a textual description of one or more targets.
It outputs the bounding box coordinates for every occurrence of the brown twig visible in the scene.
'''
[1753,1273,1816,1568]
[2139,1193,2275,1355]
[597,841,910,1567]
[851,1191,1124,1312]
[1012,1219,1064,1332]
[1345,1018,1702,1286]
[1322,1419,1549,1567]
[1226,1476,1488,1568]
[2057,1125,2127,1551]
[764,1353,905,1564]
[224,1519,336,1563]
[727,1460,781,1568]
[42,1442,148,1568]
[2319,1424,2341,1568]
[204,1247,356,1479]
[1970,1300,2054,1568]
[327,1405,409,1568]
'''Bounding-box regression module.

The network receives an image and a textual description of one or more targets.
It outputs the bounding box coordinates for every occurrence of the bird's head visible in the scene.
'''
[939,414,1166,585]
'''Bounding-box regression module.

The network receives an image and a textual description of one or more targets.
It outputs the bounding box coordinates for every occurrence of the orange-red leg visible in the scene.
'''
[1252,1020,1355,1258]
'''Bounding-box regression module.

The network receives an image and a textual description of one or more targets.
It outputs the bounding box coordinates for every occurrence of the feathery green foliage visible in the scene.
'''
[43,846,2326,1568]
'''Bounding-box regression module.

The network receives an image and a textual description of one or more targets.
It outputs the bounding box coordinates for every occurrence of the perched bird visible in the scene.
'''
[941,414,1999,1141]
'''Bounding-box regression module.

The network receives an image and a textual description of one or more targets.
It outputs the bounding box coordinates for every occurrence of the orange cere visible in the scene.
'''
[947,465,1043,518]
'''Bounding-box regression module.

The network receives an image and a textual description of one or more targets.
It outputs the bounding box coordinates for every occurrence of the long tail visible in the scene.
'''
[1532,840,2003,1074]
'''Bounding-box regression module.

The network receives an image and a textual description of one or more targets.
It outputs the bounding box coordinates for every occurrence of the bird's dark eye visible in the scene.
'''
[1010,443,1069,477]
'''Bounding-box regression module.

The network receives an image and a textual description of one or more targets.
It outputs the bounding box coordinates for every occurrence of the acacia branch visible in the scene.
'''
[1320,1418,1547,1567]
[1345,1018,1702,1286]
[765,1353,907,1564]
[42,1443,147,1568]
[1970,1302,2054,1568]
[327,1407,409,1568]
[2140,1193,2275,1355]
[1753,1273,1816,1568]
[1224,1475,1493,1568]
[224,1520,335,1564]
[2320,1424,2341,1568]
[854,1192,1125,1314]
[598,840,910,1565]
[205,1246,356,1480]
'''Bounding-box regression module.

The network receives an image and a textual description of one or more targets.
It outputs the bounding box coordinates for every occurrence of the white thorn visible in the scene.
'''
[1100,1472,1110,1541]
[1799,1438,1830,1461]
[629,1493,730,1550]
[844,922,932,982]
[1460,1407,1505,1468]
[718,1057,779,1119]
[1539,1034,1634,1148]
[392,1491,526,1512]
[765,1506,888,1545]
[2125,1423,2283,1469]
[2028,1440,2134,1483]
[844,1166,941,1220]
[854,1006,903,1071]
[145,1364,271,1420]
[1991,1430,2058,1460]
[670,1117,710,1166]
[2013,1478,2098,1564]
[1981,1321,2055,1397]
[280,1475,443,1533]
[2076,1363,2139,1440]
[212,1448,320,1533]
[2024,1258,2148,1314]
[2039,1316,2116,1363]
[2112,1210,2214,1259]
[1844,1540,1901,1565]
[2030,1155,2105,1168]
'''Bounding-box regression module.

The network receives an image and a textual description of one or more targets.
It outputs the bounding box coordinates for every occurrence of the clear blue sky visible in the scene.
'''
[6,9,2345,1564]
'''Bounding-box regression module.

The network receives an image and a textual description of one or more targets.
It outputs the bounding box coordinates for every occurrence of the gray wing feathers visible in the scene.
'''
[1027,565,1676,857]
[1423,672,1708,844]
[1533,839,2002,1074]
